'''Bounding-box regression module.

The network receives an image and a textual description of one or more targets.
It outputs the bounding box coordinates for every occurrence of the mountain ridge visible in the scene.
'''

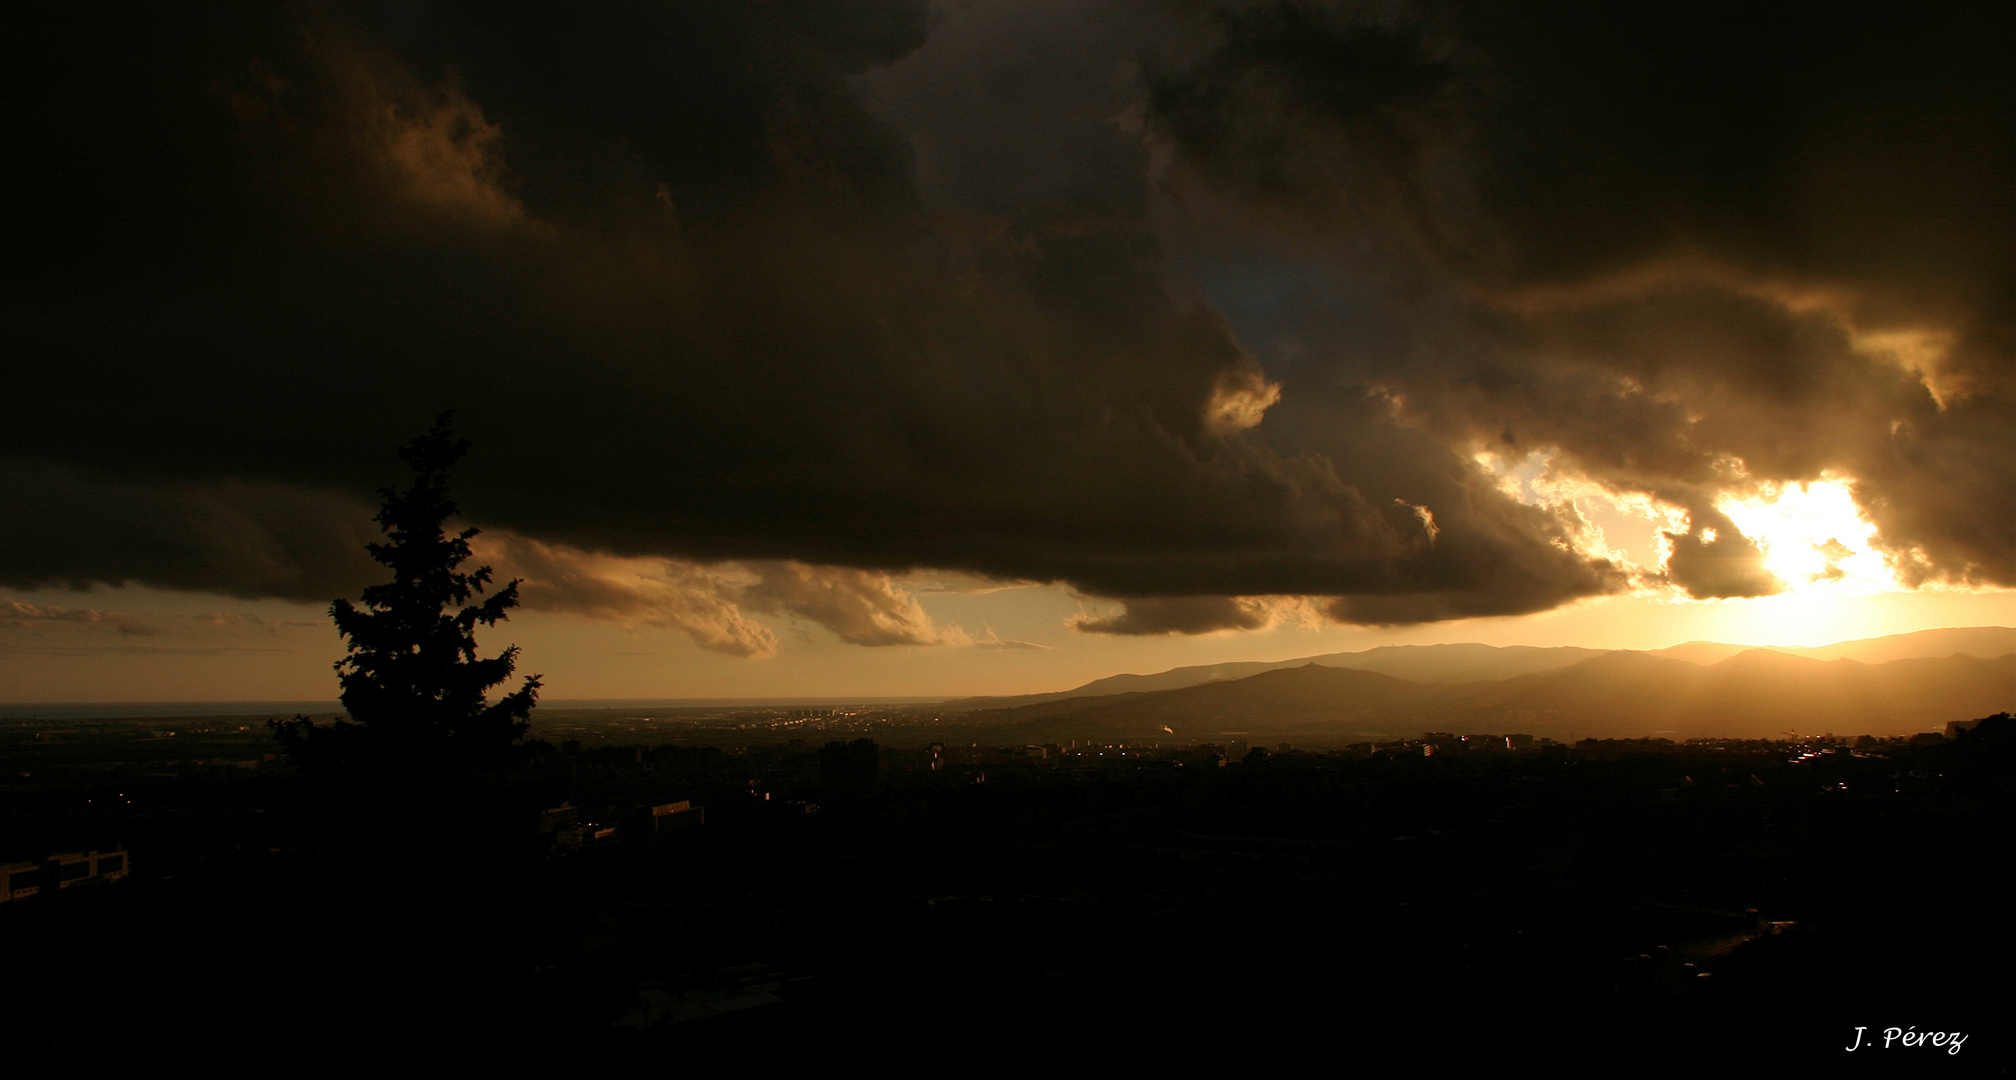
[950,626,2016,713]
[949,631,2016,743]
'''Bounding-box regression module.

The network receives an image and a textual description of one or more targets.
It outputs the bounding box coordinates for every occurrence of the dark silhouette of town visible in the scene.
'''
[3,430,2009,1070]
[6,706,2012,1070]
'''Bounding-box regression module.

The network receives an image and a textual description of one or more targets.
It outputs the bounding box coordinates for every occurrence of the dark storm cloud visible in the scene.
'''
[1143,0,2016,592]
[1073,595,1280,636]
[1660,508,1781,601]
[0,461,380,602]
[16,1,2005,643]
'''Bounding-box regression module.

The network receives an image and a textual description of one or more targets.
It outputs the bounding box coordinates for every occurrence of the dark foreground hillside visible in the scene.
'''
[3,720,2011,1072]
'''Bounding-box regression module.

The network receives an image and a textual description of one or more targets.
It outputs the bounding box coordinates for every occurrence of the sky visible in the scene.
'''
[6,1,2015,702]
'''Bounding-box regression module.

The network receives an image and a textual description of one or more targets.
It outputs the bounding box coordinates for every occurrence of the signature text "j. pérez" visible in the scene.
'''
[1845,1026,1966,1054]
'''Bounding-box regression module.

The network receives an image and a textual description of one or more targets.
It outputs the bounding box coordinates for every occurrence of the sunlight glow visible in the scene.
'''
[1716,477,1902,595]
[1475,450,1912,603]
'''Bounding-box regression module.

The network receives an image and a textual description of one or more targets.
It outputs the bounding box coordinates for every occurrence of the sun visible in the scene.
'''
[1715,477,1901,596]
[1476,453,1957,647]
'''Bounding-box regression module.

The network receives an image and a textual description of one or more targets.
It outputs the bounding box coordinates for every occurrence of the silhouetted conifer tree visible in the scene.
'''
[273,416,540,782]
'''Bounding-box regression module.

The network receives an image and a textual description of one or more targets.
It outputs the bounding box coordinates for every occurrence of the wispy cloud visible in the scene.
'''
[474,534,969,658]
[1,599,161,636]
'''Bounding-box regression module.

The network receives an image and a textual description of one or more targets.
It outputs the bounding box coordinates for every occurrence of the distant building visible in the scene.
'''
[1,861,41,902]
[538,804,582,851]
[651,800,705,833]
[0,848,129,903]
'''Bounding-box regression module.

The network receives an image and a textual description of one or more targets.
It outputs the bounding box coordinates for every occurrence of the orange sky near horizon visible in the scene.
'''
[3,574,2009,704]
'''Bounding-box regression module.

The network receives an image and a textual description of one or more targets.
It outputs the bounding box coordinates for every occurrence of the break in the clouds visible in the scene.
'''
[5,2,2011,644]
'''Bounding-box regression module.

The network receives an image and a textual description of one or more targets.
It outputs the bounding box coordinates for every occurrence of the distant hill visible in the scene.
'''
[1443,650,1705,726]
[1308,643,1610,684]
[950,628,2016,720]
[1649,627,2016,666]
[1644,641,1758,665]
[955,647,2016,743]
[1427,649,2016,739]
[949,642,1606,711]
[1784,626,2016,663]
[969,664,1427,735]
